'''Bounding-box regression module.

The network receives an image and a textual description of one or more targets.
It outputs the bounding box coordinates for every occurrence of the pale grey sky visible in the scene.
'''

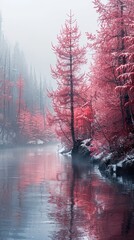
[0,0,98,82]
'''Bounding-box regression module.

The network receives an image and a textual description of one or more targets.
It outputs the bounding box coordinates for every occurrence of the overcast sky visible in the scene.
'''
[0,0,99,82]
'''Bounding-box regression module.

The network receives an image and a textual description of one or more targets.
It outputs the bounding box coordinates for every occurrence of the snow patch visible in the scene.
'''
[27,139,44,145]
[93,151,104,160]
[36,139,44,145]
[112,164,116,172]
[58,146,71,155]
[82,138,92,146]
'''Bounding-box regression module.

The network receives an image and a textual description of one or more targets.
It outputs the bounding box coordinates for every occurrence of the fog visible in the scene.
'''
[0,0,98,83]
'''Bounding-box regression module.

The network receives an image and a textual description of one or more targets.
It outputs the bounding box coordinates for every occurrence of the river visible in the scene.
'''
[0,144,134,240]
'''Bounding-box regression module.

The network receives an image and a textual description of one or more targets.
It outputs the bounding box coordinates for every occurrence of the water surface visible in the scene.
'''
[0,144,134,240]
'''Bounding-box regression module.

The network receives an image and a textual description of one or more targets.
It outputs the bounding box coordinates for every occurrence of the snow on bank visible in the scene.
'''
[59,138,92,157]
[58,144,72,156]
[99,149,134,176]
[27,139,44,145]
[117,154,134,167]
[81,138,92,146]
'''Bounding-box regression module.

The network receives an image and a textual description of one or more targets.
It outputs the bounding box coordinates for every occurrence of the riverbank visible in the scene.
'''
[88,132,134,178]
[98,149,134,177]
[72,139,92,159]
[70,136,134,178]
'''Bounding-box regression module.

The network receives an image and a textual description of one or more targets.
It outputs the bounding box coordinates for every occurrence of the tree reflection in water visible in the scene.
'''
[50,155,94,240]
[50,154,134,240]
[69,156,91,240]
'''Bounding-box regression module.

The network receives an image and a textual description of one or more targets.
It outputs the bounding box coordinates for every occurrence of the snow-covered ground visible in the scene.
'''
[98,149,134,176]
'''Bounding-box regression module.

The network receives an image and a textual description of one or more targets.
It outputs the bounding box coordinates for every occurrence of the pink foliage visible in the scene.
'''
[74,105,93,139]
[87,0,134,152]
[18,109,45,142]
[48,12,89,146]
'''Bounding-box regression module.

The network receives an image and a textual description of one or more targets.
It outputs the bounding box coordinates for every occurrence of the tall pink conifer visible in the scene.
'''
[49,11,89,146]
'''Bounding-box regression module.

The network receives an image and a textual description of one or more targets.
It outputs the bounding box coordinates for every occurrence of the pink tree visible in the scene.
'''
[16,75,24,117]
[87,0,134,151]
[49,11,89,146]
[18,109,46,142]
[115,19,134,128]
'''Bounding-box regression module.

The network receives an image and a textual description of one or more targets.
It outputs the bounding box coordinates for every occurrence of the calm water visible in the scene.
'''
[0,144,134,240]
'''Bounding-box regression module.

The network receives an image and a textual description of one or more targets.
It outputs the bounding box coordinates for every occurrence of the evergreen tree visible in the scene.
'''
[49,11,89,146]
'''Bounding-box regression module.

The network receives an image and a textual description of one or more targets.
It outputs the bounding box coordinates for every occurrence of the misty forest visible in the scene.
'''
[0,0,134,240]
